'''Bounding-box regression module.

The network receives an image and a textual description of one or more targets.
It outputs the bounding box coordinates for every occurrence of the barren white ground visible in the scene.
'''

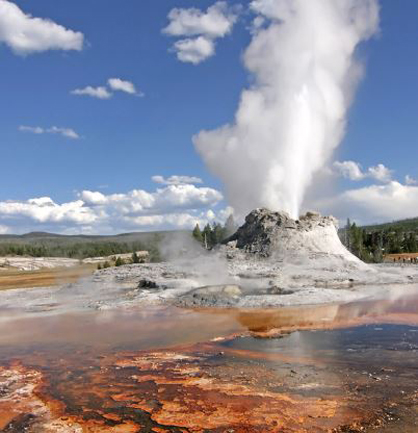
[0,252,417,320]
[1,210,417,317]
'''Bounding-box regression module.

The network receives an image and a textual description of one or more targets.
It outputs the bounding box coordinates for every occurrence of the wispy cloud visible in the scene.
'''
[71,86,112,100]
[19,125,80,140]
[19,126,44,135]
[0,0,83,55]
[71,78,142,99]
[405,175,417,186]
[152,175,203,185]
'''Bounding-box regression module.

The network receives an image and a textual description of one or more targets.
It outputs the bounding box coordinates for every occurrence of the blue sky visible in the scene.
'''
[338,0,418,174]
[0,0,417,234]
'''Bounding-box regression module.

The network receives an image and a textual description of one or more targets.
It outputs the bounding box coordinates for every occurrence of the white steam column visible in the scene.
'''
[194,0,379,219]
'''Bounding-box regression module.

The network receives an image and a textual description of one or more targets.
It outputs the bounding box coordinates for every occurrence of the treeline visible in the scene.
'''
[0,240,161,261]
[192,215,237,249]
[340,219,418,263]
[365,217,418,232]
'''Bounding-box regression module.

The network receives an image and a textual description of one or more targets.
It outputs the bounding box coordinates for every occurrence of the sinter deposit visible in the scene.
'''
[224,208,365,265]
[1,209,418,315]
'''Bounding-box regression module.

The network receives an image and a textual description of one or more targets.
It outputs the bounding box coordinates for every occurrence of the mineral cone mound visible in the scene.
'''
[225,208,365,267]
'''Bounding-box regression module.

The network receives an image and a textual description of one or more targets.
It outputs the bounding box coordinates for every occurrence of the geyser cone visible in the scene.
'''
[225,208,365,267]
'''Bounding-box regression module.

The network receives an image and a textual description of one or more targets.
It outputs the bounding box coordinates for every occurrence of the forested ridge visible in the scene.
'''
[339,217,418,262]
[0,231,173,261]
[0,216,238,260]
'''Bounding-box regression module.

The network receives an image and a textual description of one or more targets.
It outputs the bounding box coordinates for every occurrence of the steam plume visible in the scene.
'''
[194,0,379,218]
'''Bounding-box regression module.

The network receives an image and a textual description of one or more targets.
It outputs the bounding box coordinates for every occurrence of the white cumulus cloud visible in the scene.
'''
[0,198,97,225]
[173,36,215,64]
[108,78,142,96]
[0,181,224,234]
[163,1,237,38]
[333,161,393,183]
[78,191,107,206]
[78,184,222,216]
[163,1,238,64]
[126,212,211,230]
[316,181,418,225]
[367,164,393,183]
[333,161,365,181]
[19,125,80,140]
[0,0,83,55]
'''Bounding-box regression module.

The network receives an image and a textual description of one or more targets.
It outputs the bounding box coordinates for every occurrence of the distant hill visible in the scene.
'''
[362,217,418,232]
[0,230,186,244]
[0,230,188,260]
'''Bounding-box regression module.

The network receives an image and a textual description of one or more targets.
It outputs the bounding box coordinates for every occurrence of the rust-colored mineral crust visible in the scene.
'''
[0,295,417,432]
[1,340,415,433]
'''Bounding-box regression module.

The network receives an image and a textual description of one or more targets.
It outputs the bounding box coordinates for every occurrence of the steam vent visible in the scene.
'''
[225,208,365,267]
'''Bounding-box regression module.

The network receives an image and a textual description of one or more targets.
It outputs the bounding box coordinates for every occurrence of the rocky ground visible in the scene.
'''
[0,209,417,315]
[0,256,80,272]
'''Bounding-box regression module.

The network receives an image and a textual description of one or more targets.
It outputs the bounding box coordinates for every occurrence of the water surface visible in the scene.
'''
[0,289,417,432]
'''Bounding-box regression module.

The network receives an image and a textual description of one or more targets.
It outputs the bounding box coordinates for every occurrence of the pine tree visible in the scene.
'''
[349,222,365,259]
[224,214,236,238]
[192,223,203,243]
[411,233,418,252]
[202,224,212,249]
[404,233,417,253]
[345,218,351,249]
[210,223,223,246]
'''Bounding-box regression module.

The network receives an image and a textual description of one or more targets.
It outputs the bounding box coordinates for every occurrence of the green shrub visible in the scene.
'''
[132,252,140,264]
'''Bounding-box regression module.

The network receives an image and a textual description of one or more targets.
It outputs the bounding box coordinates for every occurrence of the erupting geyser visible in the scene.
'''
[194,0,379,218]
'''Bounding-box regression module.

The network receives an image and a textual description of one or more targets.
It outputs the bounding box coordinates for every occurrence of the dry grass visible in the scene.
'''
[0,264,96,291]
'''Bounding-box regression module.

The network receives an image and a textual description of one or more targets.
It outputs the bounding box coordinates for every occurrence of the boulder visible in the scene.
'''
[138,279,158,289]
